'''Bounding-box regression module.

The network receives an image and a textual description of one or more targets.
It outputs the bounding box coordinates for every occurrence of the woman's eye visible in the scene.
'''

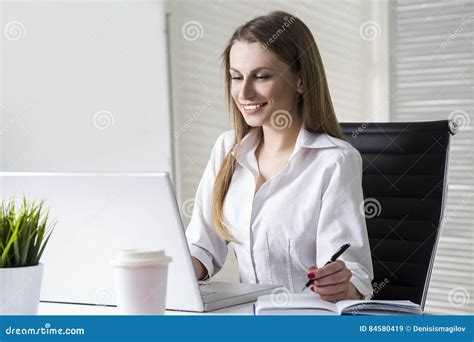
[230,75,269,81]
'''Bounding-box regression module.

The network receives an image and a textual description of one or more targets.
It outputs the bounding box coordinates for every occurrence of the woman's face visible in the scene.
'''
[229,41,302,128]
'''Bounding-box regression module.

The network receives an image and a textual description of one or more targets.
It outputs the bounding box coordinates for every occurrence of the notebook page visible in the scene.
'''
[255,294,338,313]
[335,300,421,314]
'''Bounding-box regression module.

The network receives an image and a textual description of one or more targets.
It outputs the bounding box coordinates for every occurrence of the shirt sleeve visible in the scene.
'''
[185,132,229,279]
[316,149,374,298]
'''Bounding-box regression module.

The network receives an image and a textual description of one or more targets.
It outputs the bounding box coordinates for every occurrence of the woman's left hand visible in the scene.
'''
[306,261,362,302]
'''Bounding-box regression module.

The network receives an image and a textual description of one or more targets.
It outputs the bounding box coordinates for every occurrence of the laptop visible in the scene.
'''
[0,172,281,312]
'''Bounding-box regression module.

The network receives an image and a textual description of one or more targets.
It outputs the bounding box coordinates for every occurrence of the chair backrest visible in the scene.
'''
[340,120,457,308]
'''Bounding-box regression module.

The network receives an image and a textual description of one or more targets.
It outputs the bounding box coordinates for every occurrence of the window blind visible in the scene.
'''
[389,0,474,314]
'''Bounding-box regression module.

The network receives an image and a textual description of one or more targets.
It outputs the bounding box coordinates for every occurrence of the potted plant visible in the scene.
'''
[0,197,55,315]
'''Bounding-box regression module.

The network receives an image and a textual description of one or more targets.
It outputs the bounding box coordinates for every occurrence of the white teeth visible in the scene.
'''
[243,103,264,110]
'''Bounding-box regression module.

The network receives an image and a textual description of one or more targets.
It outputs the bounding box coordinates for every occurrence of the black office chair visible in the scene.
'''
[340,120,457,308]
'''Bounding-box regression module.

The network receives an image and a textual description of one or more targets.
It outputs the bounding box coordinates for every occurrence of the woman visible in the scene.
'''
[186,11,373,302]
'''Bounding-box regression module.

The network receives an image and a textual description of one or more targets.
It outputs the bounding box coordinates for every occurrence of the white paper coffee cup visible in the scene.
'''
[110,249,172,315]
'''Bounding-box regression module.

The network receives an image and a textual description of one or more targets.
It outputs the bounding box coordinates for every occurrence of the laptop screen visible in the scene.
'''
[0,172,201,310]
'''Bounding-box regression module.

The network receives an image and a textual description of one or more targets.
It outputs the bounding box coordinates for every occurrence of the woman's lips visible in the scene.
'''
[241,102,268,115]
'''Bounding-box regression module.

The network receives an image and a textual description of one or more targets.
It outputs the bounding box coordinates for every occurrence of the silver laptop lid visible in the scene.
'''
[0,172,204,311]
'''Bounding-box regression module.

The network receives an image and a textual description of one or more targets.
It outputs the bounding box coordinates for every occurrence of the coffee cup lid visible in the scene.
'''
[110,249,172,267]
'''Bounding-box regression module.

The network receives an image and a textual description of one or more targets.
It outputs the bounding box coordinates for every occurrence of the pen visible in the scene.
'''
[301,242,351,292]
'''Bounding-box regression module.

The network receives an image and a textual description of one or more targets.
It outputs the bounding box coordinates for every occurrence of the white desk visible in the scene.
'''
[38,301,254,315]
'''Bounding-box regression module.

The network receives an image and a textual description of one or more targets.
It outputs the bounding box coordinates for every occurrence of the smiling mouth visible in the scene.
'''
[241,102,268,113]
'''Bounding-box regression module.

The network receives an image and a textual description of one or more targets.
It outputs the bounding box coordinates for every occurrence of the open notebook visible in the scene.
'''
[255,294,422,315]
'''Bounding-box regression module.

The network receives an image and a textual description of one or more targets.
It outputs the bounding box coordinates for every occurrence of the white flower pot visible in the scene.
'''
[0,264,44,315]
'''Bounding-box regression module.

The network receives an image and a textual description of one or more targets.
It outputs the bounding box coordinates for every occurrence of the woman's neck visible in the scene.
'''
[259,115,303,156]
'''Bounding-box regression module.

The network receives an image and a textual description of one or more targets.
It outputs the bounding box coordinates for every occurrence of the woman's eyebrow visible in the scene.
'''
[229,67,273,73]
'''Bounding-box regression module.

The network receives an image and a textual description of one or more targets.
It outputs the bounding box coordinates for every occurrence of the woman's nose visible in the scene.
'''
[239,79,256,100]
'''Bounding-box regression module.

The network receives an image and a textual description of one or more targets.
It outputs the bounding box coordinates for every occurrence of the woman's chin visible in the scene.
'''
[241,112,268,127]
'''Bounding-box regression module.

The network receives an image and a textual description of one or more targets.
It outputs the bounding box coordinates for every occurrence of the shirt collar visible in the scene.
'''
[296,125,338,150]
[231,127,262,174]
[232,125,337,173]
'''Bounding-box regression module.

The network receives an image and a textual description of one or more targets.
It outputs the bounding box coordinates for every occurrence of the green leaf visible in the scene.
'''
[1,231,18,265]
[0,197,55,268]
[34,227,54,265]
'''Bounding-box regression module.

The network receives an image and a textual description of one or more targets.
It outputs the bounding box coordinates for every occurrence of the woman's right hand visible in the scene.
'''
[191,256,208,280]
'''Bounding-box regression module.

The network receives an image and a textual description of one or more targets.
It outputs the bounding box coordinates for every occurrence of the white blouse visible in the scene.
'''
[185,125,374,297]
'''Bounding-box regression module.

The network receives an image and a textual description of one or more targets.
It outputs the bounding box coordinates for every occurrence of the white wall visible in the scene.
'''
[0,0,172,174]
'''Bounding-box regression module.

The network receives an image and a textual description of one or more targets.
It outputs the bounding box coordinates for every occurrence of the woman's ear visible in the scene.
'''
[296,76,304,94]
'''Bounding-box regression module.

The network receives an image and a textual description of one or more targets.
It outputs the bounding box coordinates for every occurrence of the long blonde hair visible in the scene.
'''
[213,11,345,242]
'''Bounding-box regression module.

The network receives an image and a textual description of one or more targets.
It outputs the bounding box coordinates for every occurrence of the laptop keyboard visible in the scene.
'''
[198,282,217,296]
